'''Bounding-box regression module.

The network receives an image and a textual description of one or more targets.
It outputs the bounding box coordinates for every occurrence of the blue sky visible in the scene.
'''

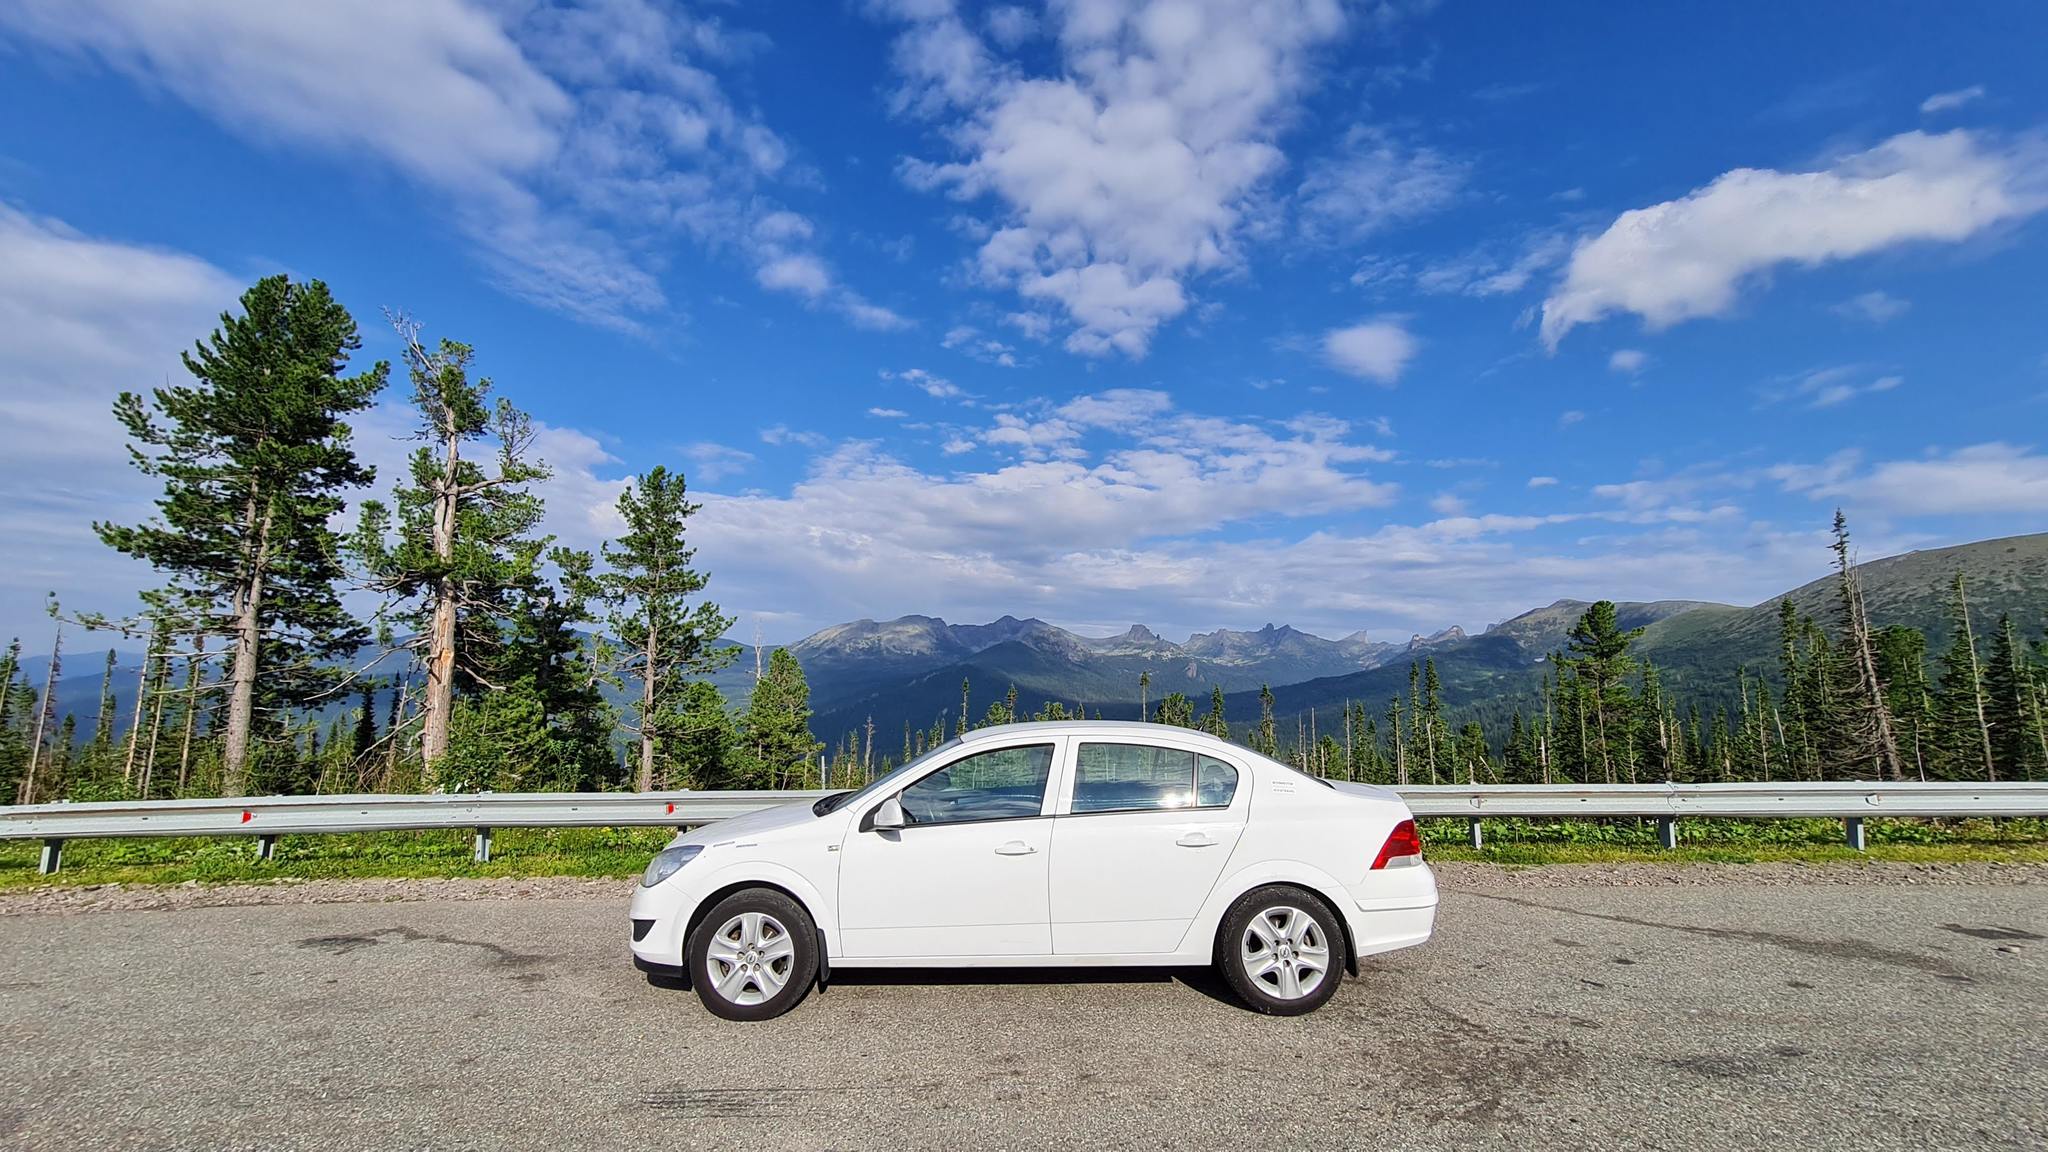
[1,0,2044,647]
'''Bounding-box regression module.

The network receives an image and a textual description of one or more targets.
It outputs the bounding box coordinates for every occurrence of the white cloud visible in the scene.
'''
[1608,348,1647,374]
[759,425,828,449]
[1557,410,1585,428]
[681,442,755,483]
[1772,443,2048,516]
[877,0,1350,357]
[1539,130,2047,348]
[756,254,832,298]
[1763,365,1903,409]
[1416,232,1570,297]
[1429,492,1469,516]
[1298,126,1466,241]
[1322,319,1418,384]
[0,0,891,333]
[883,367,970,402]
[0,205,246,637]
[941,324,1019,366]
[983,5,1039,48]
[867,407,910,419]
[1920,85,1985,115]
[1526,476,1558,488]
[1831,290,1910,324]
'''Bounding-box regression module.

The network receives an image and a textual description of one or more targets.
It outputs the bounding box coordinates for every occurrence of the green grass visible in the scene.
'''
[4,817,2044,889]
[0,826,678,889]
[1420,816,2048,866]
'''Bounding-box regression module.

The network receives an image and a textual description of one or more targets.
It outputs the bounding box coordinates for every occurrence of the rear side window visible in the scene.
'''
[1073,744,1240,813]
[1196,755,1239,807]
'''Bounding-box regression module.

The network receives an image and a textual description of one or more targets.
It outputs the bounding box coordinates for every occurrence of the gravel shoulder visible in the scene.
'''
[3,858,2042,917]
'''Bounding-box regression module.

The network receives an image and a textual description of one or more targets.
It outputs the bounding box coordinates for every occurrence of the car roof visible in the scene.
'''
[957,719,1241,748]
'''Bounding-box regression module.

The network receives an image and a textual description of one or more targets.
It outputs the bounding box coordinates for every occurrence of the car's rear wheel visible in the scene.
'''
[686,888,819,1021]
[1217,886,1344,1015]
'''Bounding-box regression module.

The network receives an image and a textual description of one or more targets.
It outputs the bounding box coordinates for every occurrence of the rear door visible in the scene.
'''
[1047,741,1249,955]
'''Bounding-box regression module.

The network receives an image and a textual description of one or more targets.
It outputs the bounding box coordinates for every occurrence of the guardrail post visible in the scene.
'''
[474,826,493,863]
[1657,817,1678,850]
[39,838,63,876]
[256,834,278,862]
[1467,818,1483,849]
[1844,817,1866,852]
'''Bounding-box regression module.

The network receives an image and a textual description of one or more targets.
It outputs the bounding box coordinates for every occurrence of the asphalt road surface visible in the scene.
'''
[3,868,2043,1151]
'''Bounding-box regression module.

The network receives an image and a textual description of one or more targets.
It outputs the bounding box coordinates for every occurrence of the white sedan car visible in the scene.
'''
[629,720,1437,1019]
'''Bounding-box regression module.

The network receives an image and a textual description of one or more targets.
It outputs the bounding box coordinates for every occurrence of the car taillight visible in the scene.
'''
[1371,818,1423,869]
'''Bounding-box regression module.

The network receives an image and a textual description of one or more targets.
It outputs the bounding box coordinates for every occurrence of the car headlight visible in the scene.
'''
[640,844,703,888]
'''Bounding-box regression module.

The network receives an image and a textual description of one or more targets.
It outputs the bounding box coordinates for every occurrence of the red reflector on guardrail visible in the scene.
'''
[241,811,253,823]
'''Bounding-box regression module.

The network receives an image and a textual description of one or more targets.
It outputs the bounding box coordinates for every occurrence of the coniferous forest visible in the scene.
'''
[4,277,2045,807]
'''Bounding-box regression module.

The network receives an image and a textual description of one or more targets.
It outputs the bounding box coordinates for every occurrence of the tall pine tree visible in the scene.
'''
[354,318,547,784]
[97,276,385,795]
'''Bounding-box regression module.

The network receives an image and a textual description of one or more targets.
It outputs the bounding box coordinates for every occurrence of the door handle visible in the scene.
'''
[994,841,1037,856]
[1176,832,1218,848]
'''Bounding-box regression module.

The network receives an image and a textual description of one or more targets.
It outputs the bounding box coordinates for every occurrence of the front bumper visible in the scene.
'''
[628,877,697,969]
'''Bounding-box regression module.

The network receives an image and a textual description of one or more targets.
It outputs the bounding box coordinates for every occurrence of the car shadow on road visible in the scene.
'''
[821,965,1244,1007]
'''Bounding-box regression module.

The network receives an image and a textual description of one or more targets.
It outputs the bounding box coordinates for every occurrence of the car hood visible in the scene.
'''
[672,797,832,848]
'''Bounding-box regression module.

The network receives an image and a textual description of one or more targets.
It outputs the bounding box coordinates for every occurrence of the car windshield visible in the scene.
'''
[811,736,964,815]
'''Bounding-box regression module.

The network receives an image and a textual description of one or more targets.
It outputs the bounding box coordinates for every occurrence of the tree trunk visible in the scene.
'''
[419,424,463,781]
[1954,579,1995,781]
[222,500,276,797]
[637,620,658,792]
[123,618,155,786]
[140,645,171,798]
[177,636,203,795]
[19,625,60,805]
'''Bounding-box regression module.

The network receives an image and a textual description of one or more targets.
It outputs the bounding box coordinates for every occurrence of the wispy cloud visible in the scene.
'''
[0,0,895,333]
[1540,130,2045,348]
[1921,85,1986,115]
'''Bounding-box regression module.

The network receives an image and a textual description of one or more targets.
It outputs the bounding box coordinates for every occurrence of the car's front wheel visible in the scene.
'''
[685,888,820,1021]
[1217,886,1344,1015]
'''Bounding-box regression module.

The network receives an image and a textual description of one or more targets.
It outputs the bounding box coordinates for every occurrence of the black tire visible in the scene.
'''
[1216,885,1346,1016]
[685,888,820,1021]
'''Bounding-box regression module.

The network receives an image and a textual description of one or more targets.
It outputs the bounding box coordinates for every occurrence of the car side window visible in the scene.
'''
[897,743,1055,826]
[1196,754,1239,807]
[1072,743,1239,813]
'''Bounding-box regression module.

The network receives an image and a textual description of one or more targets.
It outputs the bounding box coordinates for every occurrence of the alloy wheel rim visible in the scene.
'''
[1240,905,1329,1000]
[704,911,796,1005]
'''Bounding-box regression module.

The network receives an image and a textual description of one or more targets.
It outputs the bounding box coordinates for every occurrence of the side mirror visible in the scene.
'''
[870,797,906,831]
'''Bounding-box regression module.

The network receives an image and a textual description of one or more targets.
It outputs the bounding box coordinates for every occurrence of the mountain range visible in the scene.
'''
[16,532,2046,752]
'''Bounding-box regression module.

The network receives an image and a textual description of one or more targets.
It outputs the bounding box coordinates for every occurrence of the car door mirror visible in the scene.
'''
[870,797,906,831]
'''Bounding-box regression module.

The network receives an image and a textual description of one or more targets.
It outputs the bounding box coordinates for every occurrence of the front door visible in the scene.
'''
[837,741,1060,959]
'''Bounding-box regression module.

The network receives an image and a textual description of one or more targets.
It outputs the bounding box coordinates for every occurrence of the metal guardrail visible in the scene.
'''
[6,781,2046,873]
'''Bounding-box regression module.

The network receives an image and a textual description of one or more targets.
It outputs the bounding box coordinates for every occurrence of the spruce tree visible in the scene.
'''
[1873,625,1932,780]
[1154,692,1194,728]
[1822,511,1903,780]
[1203,685,1230,739]
[1933,573,1996,780]
[96,276,384,795]
[1252,684,1278,758]
[1984,615,2043,781]
[598,466,736,791]
[1560,601,1643,784]
[739,648,820,788]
